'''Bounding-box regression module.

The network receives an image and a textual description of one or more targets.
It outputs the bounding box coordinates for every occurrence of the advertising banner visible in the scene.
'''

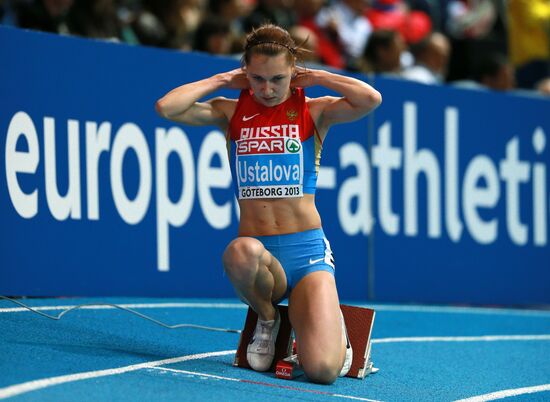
[1,27,548,304]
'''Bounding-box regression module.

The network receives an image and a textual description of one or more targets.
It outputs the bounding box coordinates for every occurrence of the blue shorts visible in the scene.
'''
[253,228,335,300]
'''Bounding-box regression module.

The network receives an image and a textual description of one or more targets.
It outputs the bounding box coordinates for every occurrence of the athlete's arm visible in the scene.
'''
[292,68,382,131]
[155,69,248,128]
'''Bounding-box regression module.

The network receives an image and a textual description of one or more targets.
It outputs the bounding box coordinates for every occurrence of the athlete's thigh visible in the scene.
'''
[288,271,342,364]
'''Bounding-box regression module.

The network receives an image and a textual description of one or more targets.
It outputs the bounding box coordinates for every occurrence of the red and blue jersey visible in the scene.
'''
[226,88,323,200]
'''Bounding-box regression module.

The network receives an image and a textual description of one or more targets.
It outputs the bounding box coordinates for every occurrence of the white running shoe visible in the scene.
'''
[247,309,281,371]
[339,311,353,377]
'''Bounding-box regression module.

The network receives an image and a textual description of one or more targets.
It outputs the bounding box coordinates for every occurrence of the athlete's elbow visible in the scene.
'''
[155,98,166,117]
[357,89,382,116]
[367,88,382,109]
[352,86,381,110]
[155,98,171,119]
[352,90,381,117]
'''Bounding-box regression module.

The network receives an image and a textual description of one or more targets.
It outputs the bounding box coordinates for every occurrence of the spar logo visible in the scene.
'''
[286,138,301,153]
[237,137,301,155]
[237,137,283,154]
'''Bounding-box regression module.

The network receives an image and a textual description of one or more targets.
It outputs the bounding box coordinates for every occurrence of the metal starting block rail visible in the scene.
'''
[233,304,376,380]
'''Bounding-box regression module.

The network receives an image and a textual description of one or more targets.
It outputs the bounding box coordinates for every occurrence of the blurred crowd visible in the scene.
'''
[1,0,549,96]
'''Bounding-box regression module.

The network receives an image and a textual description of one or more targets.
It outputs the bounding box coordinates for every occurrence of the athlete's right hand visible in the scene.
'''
[220,68,249,90]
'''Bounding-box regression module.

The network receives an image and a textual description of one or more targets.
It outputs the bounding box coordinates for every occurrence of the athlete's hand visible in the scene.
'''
[291,67,316,88]
[220,68,249,90]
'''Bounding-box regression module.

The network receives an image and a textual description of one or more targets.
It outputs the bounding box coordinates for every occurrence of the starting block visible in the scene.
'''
[233,304,377,379]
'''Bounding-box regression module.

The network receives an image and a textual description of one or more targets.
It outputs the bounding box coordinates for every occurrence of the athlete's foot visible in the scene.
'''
[339,311,353,377]
[247,309,281,371]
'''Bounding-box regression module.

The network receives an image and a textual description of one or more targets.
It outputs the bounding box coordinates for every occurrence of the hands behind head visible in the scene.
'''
[291,66,316,88]
[222,68,250,90]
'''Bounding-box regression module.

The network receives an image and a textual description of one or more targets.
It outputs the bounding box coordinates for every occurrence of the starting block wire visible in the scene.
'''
[0,295,242,334]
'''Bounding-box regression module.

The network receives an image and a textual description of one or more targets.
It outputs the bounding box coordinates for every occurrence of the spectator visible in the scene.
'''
[114,0,145,45]
[289,24,321,64]
[401,31,450,84]
[444,0,507,82]
[446,0,495,39]
[130,5,168,47]
[66,0,122,41]
[242,0,297,32]
[208,0,249,37]
[1,0,19,26]
[362,29,407,75]
[17,0,73,34]
[535,78,550,96]
[316,0,373,70]
[472,52,516,91]
[296,0,346,69]
[407,0,433,17]
[140,0,205,50]
[507,0,550,89]
[193,16,233,55]
[366,0,432,45]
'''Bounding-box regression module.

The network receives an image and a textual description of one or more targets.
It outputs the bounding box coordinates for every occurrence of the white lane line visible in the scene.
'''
[0,303,246,313]
[2,302,549,317]
[0,350,235,400]
[151,366,240,382]
[454,383,550,402]
[151,367,382,402]
[366,304,550,317]
[373,335,550,344]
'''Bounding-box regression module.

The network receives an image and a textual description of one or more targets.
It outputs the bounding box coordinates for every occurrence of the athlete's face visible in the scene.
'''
[245,53,294,107]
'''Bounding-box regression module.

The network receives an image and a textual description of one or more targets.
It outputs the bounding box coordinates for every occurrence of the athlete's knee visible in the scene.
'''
[222,238,265,280]
[302,356,340,385]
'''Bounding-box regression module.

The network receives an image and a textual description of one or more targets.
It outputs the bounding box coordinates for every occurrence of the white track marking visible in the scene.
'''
[454,383,550,401]
[151,367,382,402]
[151,366,240,382]
[331,395,382,402]
[0,302,246,313]
[0,350,235,400]
[366,304,550,317]
[373,335,550,344]
[1,301,548,317]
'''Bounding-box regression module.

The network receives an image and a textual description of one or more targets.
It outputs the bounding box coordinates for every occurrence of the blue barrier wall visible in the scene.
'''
[1,27,548,304]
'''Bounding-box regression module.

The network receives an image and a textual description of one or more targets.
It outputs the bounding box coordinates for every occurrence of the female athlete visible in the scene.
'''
[156,24,381,384]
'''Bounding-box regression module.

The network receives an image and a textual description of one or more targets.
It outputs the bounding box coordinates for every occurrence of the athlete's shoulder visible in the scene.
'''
[306,95,338,122]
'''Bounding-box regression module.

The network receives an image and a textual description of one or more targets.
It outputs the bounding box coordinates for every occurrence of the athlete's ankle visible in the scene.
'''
[257,304,277,321]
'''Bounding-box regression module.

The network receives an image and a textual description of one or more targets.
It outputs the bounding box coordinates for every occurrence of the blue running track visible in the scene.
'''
[1,298,550,401]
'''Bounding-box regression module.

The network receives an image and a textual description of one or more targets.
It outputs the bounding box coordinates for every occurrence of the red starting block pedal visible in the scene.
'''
[234,304,376,380]
[275,354,303,380]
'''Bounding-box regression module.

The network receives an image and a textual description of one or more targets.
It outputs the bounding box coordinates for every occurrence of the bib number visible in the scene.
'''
[236,137,304,200]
